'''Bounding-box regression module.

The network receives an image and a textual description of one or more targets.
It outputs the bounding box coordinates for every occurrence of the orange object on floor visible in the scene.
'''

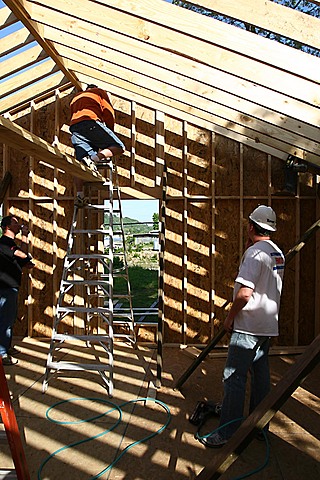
[0,357,31,480]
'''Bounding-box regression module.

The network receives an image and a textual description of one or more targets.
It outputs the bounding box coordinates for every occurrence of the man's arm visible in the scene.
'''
[224,285,253,333]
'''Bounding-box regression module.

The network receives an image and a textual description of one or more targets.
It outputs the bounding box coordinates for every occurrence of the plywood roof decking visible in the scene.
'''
[1,0,320,168]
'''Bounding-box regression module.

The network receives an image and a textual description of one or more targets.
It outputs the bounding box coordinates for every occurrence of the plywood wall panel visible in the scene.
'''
[214,199,240,333]
[243,146,268,197]
[164,198,184,343]
[215,135,240,196]
[272,198,297,345]
[1,90,318,348]
[186,201,211,343]
[299,199,316,344]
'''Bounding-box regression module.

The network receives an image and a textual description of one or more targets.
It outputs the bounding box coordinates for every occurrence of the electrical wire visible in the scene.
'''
[37,397,171,480]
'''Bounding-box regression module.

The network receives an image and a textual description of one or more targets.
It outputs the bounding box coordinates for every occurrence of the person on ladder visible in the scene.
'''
[69,84,125,206]
[0,216,34,366]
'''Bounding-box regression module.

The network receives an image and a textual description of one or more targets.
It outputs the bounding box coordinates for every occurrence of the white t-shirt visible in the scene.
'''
[233,240,285,336]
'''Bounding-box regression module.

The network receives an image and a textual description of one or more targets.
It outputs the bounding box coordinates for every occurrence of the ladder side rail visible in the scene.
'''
[0,358,31,480]
[113,164,135,331]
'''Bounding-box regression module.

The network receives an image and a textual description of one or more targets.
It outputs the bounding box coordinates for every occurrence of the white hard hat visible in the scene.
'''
[249,205,277,232]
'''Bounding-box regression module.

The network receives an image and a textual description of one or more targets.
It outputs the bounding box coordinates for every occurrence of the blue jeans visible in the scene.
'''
[70,120,125,160]
[218,332,271,439]
[0,288,18,357]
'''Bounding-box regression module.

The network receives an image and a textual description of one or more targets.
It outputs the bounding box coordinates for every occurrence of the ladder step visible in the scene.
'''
[57,306,111,314]
[67,254,110,260]
[47,362,111,372]
[52,333,112,342]
[61,280,111,286]
[0,470,18,479]
[73,229,111,234]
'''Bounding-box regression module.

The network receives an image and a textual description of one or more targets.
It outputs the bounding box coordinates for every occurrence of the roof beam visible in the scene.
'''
[0,4,16,29]
[0,44,47,80]
[75,69,320,166]
[63,56,320,157]
[0,58,58,99]
[29,0,320,104]
[2,0,82,90]
[190,0,320,51]
[50,33,320,142]
[0,71,68,114]
[0,116,104,183]
[42,22,320,129]
[0,27,34,57]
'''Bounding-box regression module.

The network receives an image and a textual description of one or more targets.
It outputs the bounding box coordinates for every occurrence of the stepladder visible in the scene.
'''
[43,160,135,396]
[0,357,31,480]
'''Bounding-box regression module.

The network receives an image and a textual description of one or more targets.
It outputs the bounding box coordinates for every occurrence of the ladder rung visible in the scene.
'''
[57,306,111,314]
[0,470,18,479]
[67,254,110,259]
[47,362,111,372]
[73,229,111,234]
[61,280,111,286]
[52,334,112,342]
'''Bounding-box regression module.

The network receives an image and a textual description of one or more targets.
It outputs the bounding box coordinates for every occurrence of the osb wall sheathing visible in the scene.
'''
[1,89,319,347]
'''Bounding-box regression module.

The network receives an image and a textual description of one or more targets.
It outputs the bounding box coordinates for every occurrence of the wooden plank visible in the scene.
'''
[195,334,320,479]
[0,171,12,205]
[0,71,68,114]
[191,0,320,50]
[3,0,82,90]
[0,44,47,81]
[78,72,320,166]
[0,58,58,98]
[41,15,320,125]
[0,4,16,28]
[71,66,320,166]
[50,37,320,137]
[0,116,104,183]
[0,27,34,56]
[31,0,320,90]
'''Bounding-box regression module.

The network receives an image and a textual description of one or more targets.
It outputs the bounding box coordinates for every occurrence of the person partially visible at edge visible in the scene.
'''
[69,84,125,201]
[0,215,34,366]
[199,205,285,448]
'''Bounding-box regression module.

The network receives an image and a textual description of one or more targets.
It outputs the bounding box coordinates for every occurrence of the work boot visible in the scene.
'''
[1,354,18,366]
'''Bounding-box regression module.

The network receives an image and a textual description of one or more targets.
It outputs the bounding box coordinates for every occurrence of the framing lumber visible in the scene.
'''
[74,67,320,166]
[51,36,320,137]
[195,334,320,479]
[0,44,47,81]
[0,27,34,57]
[0,171,12,205]
[191,0,320,51]
[2,0,82,90]
[0,116,104,183]
[0,72,68,115]
[28,0,320,103]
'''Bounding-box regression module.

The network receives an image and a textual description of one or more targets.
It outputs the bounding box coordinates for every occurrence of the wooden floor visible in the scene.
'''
[1,337,319,480]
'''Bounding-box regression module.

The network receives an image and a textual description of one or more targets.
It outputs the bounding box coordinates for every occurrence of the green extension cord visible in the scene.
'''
[196,419,270,480]
[37,397,171,480]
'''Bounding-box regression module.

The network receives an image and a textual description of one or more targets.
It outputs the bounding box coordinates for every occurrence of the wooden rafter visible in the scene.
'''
[2,0,82,90]
[190,0,320,51]
[1,0,320,167]
[0,44,47,81]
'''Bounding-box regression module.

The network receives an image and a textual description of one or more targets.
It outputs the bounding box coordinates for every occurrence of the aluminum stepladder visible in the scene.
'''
[42,160,135,396]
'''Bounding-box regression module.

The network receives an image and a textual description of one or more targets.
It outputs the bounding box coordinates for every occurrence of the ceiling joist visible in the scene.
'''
[1,0,320,167]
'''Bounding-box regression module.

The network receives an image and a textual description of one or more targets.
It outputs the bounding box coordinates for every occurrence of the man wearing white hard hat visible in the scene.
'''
[200,205,285,448]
